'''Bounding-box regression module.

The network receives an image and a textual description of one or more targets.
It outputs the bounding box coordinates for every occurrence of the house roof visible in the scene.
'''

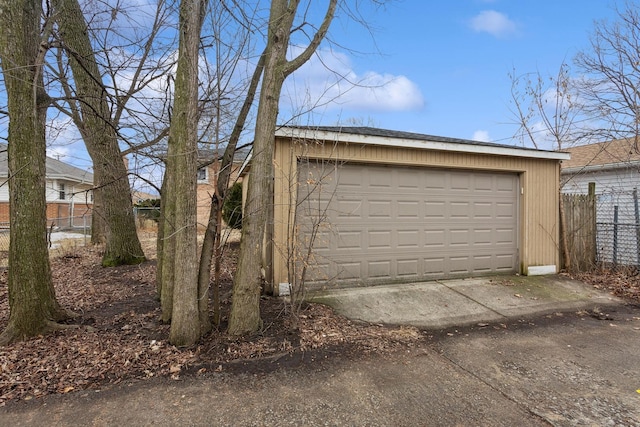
[197,145,251,164]
[275,126,570,161]
[0,144,94,184]
[561,139,640,172]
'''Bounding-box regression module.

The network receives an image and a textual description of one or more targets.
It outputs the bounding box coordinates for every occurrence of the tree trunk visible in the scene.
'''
[160,166,176,322]
[228,0,337,335]
[0,0,72,345]
[90,189,107,244]
[196,49,265,327]
[53,0,145,267]
[165,0,208,346]
[198,193,220,326]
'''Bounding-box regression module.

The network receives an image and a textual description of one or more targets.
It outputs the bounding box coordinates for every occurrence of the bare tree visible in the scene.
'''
[575,1,640,148]
[509,63,587,150]
[161,0,208,346]
[228,0,338,336]
[509,63,592,271]
[0,0,73,344]
[51,0,149,266]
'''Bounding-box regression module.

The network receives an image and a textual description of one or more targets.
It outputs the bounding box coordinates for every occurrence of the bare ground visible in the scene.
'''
[0,232,424,405]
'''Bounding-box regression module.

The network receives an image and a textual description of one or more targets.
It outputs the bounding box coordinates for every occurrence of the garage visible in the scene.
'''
[296,161,519,285]
[268,126,569,293]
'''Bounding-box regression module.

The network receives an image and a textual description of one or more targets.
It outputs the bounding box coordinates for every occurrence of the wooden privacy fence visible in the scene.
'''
[561,186,596,272]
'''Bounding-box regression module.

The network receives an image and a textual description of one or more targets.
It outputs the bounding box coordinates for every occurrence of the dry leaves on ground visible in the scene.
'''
[0,244,424,405]
[572,269,640,303]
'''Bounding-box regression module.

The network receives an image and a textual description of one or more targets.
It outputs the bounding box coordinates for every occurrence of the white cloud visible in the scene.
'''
[469,10,518,38]
[284,47,424,113]
[472,130,491,142]
[45,118,92,169]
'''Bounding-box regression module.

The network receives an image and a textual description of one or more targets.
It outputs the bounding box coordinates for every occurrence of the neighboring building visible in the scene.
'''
[561,138,640,195]
[244,126,569,294]
[132,190,159,205]
[561,139,640,266]
[195,147,246,228]
[0,145,94,229]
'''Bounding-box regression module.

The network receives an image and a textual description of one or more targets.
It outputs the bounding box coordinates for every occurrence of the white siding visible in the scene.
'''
[562,168,640,195]
[45,179,93,203]
[0,180,8,201]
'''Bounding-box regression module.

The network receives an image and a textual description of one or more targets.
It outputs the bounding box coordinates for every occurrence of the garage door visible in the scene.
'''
[296,161,519,285]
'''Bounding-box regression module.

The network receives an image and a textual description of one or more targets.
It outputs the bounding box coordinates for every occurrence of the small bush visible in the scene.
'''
[223,182,242,229]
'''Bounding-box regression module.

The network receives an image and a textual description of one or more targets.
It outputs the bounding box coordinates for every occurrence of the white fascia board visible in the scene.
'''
[47,174,93,185]
[276,127,571,161]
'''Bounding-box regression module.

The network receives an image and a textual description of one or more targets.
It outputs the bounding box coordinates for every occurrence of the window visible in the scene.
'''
[58,183,66,200]
[197,167,208,183]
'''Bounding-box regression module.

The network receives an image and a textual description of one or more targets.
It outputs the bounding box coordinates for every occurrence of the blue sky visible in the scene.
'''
[2,0,620,192]
[285,0,620,145]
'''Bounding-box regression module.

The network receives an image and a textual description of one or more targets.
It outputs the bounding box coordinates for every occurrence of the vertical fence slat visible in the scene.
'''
[562,190,596,272]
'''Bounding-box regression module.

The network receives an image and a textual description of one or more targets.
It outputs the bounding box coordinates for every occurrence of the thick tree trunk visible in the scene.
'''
[53,0,145,266]
[0,0,71,345]
[90,189,107,244]
[165,0,208,346]
[228,0,336,336]
[160,169,176,322]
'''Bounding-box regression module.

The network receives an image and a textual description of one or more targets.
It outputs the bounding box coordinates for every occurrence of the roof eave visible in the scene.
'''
[276,127,570,161]
[561,160,640,174]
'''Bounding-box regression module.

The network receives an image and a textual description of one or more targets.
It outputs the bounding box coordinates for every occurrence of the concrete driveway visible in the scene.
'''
[309,274,623,329]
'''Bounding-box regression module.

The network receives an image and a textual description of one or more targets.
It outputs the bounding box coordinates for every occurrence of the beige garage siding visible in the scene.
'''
[296,161,519,285]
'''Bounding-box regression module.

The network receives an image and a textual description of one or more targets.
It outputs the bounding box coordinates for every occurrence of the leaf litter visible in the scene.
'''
[0,241,423,405]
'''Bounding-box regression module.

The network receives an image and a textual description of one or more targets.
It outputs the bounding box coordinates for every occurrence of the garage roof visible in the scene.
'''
[276,126,570,161]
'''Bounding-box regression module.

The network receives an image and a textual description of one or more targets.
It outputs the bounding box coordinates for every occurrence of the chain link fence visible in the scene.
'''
[596,188,640,268]
[0,215,92,260]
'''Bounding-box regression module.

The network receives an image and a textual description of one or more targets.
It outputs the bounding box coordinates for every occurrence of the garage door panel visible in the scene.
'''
[496,228,517,244]
[369,230,393,248]
[297,162,519,284]
[496,174,518,191]
[450,202,470,218]
[397,259,419,277]
[425,201,446,218]
[335,261,361,281]
[450,229,470,246]
[398,201,420,218]
[368,200,392,217]
[398,229,421,248]
[424,229,446,247]
[473,202,493,218]
[368,260,392,278]
[496,202,517,218]
[449,256,471,274]
[474,175,494,191]
[451,174,471,190]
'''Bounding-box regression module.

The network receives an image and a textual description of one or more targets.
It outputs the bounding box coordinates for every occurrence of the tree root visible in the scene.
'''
[0,319,88,346]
